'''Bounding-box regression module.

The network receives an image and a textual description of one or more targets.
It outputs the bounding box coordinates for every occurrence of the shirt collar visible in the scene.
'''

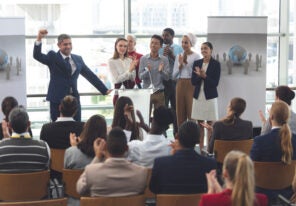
[60,52,71,60]
[56,117,75,122]
[11,132,31,139]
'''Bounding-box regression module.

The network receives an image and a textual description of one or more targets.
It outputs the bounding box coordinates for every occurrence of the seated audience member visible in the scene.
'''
[251,101,296,202]
[149,121,216,194]
[64,114,107,169]
[40,95,84,149]
[0,96,33,139]
[112,96,149,141]
[0,106,50,173]
[202,97,253,153]
[199,151,268,206]
[127,106,173,168]
[260,85,296,135]
[76,127,148,197]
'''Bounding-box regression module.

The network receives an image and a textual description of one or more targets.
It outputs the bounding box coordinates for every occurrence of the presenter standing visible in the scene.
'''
[33,29,111,122]
[108,37,138,105]
[191,42,221,150]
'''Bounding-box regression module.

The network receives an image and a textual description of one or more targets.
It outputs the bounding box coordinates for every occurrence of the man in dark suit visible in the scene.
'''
[149,121,217,194]
[40,95,84,149]
[33,29,112,122]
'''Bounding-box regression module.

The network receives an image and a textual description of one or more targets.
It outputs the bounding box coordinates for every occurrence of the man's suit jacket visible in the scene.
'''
[199,189,268,206]
[149,149,217,194]
[77,157,148,197]
[191,57,221,100]
[208,118,253,153]
[33,44,108,103]
[40,121,84,149]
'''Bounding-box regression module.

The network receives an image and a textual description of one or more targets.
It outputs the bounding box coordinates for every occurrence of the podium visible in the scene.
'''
[117,88,152,125]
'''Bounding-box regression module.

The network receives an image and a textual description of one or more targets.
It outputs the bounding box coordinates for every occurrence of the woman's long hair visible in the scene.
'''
[77,114,107,157]
[112,38,128,59]
[111,96,140,141]
[270,101,293,164]
[222,97,246,125]
[224,151,255,206]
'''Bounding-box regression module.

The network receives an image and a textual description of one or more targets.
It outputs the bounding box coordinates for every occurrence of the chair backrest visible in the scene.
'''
[213,139,253,163]
[80,195,146,206]
[0,170,50,201]
[0,198,67,206]
[62,168,84,198]
[254,161,296,190]
[50,149,66,173]
[144,168,155,199]
[156,193,203,206]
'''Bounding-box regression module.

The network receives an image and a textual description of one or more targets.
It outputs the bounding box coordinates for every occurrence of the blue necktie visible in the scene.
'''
[65,57,72,74]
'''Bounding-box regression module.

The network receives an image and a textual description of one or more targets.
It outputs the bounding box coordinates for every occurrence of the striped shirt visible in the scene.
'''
[0,137,50,173]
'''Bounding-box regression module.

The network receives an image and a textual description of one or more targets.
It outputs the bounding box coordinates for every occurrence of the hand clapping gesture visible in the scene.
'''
[93,138,107,161]
[194,66,207,79]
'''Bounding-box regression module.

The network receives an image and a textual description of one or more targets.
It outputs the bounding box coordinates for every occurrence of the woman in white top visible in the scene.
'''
[173,33,200,128]
[191,42,221,150]
[108,37,138,105]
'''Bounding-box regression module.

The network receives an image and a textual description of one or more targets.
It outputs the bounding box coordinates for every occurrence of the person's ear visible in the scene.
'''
[222,169,229,179]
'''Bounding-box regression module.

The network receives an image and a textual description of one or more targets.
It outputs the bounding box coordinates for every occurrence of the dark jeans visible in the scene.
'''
[163,79,178,135]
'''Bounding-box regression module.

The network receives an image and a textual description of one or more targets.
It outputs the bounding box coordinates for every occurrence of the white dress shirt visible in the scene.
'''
[127,134,171,168]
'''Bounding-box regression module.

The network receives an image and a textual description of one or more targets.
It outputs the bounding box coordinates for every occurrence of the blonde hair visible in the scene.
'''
[223,151,255,206]
[270,101,293,164]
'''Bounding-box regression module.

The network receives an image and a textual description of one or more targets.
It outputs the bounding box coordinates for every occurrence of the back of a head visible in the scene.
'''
[60,95,78,117]
[270,101,292,164]
[153,106,174,131]
[107,127,127,157]
[276,85,295,106]
[1,96,18,119]
[8,106,29,134]
[78,114,107,157]
[177,121,200,149]
[230,97,246,117]
[223,150,255,206]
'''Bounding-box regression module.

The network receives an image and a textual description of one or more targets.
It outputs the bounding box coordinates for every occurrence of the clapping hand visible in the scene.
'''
[69,132,80,146]
[206,170,222,194]
[136,110,150,132]
[194,66,207,78]
[93,138,107,161]
[158,62,164,72]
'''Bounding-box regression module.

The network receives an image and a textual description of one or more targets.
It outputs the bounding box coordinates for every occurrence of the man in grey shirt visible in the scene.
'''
[139,34,169,119]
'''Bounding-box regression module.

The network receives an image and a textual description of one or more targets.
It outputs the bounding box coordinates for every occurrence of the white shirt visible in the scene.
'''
[127,134,171,168]
[108,58,136,84]
[172,52,200,79]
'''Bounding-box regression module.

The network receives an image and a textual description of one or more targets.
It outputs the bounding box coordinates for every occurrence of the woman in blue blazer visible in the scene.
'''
[191,42,221,150]
[251,100,296,203]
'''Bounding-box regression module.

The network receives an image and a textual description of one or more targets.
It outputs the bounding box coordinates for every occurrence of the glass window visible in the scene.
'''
[289,0,296,87]
[131,0,279,34]
[0,0,124,35]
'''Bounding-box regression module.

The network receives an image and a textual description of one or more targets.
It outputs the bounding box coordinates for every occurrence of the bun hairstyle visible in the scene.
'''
[276,85,295,106]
